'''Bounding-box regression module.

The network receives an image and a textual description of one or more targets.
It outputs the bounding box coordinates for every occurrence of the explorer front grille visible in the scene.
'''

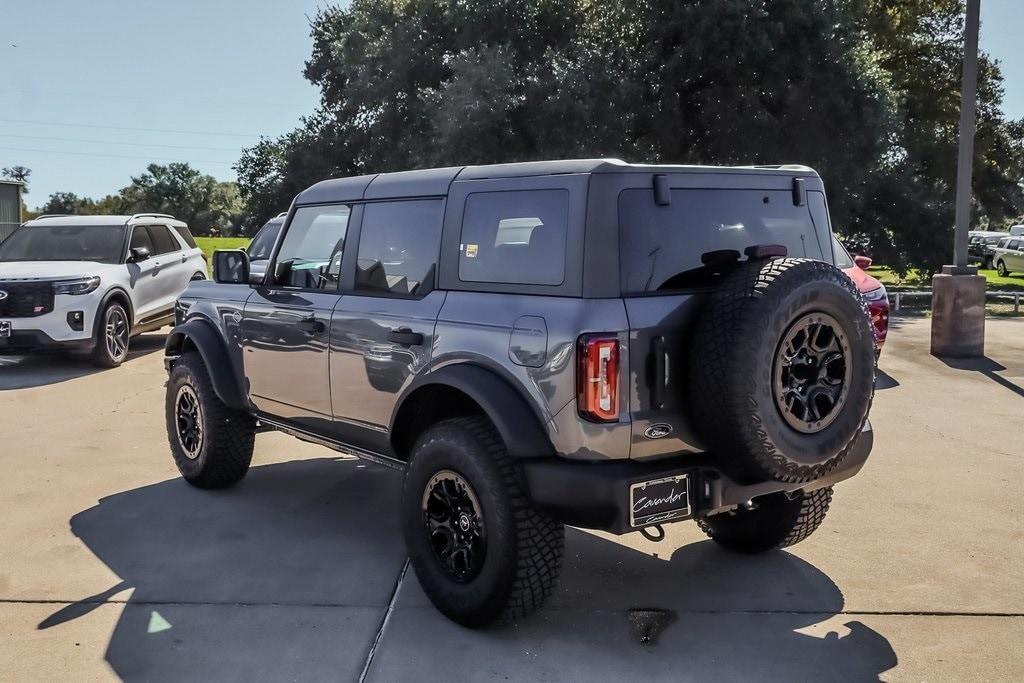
[0,281,55,318]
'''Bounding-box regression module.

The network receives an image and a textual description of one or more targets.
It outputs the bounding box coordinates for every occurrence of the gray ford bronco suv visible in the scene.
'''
[163,159,875,627]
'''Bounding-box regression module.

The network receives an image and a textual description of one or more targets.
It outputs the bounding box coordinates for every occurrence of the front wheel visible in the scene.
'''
[165,352,255,488]
[402,417,564,627]
[996,260,1010,277]
[91,301,130,368]
[696,487,833,553]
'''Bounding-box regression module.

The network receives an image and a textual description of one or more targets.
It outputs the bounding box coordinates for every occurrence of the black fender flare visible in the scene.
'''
[391,363,555,459]
[165,318,248,410]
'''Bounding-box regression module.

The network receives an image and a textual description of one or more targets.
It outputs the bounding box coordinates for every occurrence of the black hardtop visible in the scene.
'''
[294,159,821,205]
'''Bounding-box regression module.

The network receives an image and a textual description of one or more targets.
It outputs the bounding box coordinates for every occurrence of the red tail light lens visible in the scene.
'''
[578,335,620,422]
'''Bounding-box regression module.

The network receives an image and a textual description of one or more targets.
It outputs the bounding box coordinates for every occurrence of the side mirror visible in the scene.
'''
[212,249,250,284]
[128,246,150,263]
[854,255,872,270]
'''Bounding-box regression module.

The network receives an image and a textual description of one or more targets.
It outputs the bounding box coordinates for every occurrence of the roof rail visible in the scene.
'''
[276,212,288,218]
[129,213,176,221]
[30,214,72,220]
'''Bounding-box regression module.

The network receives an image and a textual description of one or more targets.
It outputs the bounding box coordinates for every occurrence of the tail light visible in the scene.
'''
[577,335,620,422]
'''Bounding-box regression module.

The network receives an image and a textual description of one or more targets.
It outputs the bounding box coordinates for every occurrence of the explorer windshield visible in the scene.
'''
[0,225,126,264]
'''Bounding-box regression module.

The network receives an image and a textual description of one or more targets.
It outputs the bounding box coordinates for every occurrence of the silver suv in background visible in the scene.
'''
[993,236,1024,276]
[245,212,286,280]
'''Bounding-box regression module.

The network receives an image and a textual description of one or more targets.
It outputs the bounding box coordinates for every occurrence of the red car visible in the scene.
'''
[833,237,889,356]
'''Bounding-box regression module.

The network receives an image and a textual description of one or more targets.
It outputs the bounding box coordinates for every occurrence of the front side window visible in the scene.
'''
[355,200,443,297]
[0,225,126,263]
[129,226,156,254]
[459,189,568,286]
[274,205,350,290]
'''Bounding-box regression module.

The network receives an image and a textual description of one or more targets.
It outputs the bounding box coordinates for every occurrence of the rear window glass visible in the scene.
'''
[459,189,568,286]
[619,188,826,293]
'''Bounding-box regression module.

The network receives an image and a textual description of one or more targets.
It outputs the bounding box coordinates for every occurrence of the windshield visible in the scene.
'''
[247,221,282,261]
[831,236,855,269]
[0,225,126,263]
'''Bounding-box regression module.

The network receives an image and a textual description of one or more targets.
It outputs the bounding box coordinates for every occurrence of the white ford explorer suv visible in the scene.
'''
[0,213,206,367]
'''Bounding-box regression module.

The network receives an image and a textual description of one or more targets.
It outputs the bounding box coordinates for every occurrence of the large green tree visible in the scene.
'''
[237,0,1024,273]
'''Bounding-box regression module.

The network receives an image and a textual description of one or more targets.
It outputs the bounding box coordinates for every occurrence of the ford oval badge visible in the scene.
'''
[0,290,7,301]
[644,423,672,439]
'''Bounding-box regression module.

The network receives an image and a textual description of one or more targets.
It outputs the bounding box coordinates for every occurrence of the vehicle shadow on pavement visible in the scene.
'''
[0,333,166,390]
[43,457,897,682]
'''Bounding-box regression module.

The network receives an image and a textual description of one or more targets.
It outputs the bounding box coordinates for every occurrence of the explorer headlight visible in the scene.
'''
[53,276,101,296]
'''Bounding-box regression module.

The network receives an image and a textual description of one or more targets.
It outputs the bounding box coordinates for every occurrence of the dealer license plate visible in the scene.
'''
[629,474,690,527]
[0,321,10,338]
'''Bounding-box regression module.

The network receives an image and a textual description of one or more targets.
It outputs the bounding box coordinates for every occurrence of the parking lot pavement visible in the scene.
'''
[1,317,1022,681]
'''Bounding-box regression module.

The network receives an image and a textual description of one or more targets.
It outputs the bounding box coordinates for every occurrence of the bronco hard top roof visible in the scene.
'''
[295,159,820,205]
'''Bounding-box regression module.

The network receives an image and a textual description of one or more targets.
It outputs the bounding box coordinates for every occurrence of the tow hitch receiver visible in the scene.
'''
[629,473,690,527]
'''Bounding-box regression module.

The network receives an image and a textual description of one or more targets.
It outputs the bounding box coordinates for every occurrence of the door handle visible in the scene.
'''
[181,253,187,263]
[388,327,423,346]
[296,315,325,334]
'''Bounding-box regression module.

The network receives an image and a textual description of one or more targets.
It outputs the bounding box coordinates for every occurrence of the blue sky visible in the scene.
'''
[1,0,1021,205]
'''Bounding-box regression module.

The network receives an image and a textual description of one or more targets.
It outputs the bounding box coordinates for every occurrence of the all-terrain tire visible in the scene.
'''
[696,487,833,553]
[165,352,255,488]
[402,417,564,627]
[689,258,875,483]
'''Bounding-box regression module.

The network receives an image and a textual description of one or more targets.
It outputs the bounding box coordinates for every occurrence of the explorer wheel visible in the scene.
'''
[402,417,564,627]
[91,302,130,368]
[689,258,875,483]
[996,260,1010,277]
[165,352,255,488]
[697,487,833,553]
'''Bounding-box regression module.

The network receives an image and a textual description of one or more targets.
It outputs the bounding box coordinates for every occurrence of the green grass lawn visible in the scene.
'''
[196,236,249,264]
[868,266,1024,292]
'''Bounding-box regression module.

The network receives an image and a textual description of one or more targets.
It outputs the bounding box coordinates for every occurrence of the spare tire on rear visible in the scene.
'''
[689,257,874,483]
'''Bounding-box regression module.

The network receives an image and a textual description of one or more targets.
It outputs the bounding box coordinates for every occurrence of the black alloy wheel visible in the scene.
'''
[421,469,487,583]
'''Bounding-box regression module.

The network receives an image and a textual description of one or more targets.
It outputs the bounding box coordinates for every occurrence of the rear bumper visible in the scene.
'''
[523,421,874,535]
[0,328,95,354]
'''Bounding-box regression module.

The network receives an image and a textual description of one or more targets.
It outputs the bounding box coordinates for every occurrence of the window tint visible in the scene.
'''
[129,226,155,254]
[171,224,197,248]
[459,189,568,285]
[355,200,443,297]
[1009,239,1021,250]
[147,225,181,255]
[619,188,825,293]
[274,205,350,289]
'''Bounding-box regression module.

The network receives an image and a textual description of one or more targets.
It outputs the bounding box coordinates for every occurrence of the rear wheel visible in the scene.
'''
[402,417,564,627]
[165,352,255,488]
[696,487,833,553]
[91,301,130,368]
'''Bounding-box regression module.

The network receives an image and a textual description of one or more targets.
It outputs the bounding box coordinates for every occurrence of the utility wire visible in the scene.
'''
[0,118,262,139]
[0,133,242,152]
[0,146,235,165]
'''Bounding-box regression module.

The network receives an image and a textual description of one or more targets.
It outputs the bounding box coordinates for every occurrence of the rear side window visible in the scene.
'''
[619,188,826,293]
[147,225,181,255]
[171,224,197,248]
[355,199,443,297]
[459,189,568,286]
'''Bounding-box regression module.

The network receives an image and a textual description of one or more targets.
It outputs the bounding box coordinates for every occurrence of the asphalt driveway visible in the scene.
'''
[1,317,1021,681]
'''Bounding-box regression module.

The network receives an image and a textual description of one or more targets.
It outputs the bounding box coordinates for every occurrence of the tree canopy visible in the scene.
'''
[237,0,1023,274]
[34,163,242,235]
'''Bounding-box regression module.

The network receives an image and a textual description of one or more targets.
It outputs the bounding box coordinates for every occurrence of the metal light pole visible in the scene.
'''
[952,0,981,270]
[931,0,986,358]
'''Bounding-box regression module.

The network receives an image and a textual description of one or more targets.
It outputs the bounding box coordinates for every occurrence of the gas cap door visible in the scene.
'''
[509,315,548,368]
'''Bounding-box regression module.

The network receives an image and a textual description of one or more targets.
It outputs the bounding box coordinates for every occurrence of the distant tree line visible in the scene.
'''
[25,163,244,236]
[235,0,1024,276]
